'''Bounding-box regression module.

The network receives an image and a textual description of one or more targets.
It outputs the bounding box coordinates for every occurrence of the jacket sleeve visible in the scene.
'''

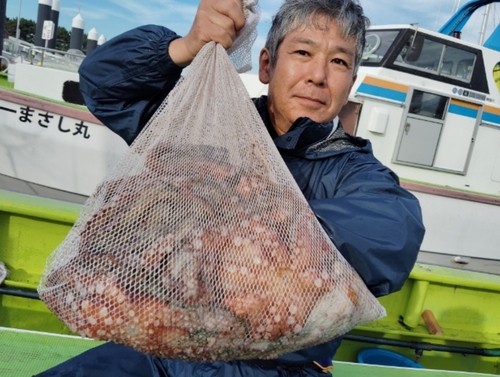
[307,153,425,297]
[78,25,184,145]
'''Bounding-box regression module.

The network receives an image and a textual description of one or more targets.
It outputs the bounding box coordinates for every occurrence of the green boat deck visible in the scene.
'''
[1,327,103,376]
[1,190,500,375]
[0,327,494,377]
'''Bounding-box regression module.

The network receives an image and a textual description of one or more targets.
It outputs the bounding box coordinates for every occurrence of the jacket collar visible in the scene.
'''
[252,95,367,158]
[253,96,333,150]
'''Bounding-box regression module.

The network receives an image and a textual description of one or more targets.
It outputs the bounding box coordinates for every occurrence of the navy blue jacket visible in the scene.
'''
[40,24,425,377]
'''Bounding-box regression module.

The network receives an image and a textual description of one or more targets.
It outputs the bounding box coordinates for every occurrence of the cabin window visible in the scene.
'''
[394,33,477,84]
[409,90,448,120]
[396,37,443,73]
[360,28,489,93]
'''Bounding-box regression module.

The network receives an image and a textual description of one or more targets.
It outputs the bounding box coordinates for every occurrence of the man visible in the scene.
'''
[38,0,425,376]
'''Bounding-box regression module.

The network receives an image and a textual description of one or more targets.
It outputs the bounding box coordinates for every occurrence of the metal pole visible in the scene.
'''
[41,39,48,66]
[16,0,23,40]
[451,0,461,14]
[479,4,491,45]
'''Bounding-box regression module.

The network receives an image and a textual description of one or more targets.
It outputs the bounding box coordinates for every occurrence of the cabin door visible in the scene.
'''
[396,89,447,167]
[432,98,480,172]
[396,117,442,166]
[395,89,479,174]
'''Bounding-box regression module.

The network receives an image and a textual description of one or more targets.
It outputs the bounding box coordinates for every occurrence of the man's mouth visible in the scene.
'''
[296,96,326,107]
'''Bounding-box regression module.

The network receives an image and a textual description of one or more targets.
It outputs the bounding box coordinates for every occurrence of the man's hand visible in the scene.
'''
[169,0,245,67]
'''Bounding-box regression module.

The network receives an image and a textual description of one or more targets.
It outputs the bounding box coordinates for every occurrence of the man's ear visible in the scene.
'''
[259,48,271,84]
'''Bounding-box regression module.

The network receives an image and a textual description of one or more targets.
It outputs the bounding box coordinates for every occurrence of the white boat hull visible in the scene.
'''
[404,184,500,261]
[0,86,128,197]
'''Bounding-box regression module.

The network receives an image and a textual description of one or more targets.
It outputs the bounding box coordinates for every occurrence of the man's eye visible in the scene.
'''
[332,58,348,66]
[296,50,309,56]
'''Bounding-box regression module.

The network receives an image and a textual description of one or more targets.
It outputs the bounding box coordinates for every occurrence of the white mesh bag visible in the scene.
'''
[227,0,259,73]
[38,2,386,361]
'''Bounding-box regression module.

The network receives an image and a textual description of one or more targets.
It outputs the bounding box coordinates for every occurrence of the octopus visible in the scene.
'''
[41,268,248,360]
[39,141,384,361]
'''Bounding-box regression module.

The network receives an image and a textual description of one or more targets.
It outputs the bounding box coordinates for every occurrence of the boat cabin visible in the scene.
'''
[340,23,500,261]
[345,24,500,196]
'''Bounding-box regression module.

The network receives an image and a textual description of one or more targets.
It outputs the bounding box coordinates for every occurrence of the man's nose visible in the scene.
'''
[307,59,327,86]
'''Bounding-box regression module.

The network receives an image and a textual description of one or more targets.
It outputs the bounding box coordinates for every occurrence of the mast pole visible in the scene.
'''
[479,3,491,44]
[452,0,461,14]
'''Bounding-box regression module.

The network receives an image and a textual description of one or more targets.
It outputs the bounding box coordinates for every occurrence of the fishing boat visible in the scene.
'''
[1,0,500,375]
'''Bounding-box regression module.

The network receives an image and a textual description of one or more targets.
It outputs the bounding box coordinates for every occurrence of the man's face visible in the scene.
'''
[259,19,357,136]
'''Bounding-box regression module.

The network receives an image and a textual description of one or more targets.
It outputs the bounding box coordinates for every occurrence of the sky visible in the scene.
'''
[4,0,499,73]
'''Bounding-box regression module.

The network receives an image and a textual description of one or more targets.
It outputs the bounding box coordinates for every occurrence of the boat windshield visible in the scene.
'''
[361,30,401,64]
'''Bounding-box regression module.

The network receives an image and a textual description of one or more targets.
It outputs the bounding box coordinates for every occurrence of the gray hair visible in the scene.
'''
[264,0,369,74]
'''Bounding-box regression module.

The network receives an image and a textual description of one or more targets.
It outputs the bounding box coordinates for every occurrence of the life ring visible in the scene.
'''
[362,34,381,60]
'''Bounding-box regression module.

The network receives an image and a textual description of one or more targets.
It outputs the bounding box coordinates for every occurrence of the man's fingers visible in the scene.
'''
[211,0,245,33]
[204,11,241,48]
[170,0,246,66]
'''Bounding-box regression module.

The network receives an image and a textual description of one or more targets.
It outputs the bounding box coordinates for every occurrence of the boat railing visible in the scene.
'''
[2,37,85,73]
[2,38,32,63]
[25,46,85,72]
